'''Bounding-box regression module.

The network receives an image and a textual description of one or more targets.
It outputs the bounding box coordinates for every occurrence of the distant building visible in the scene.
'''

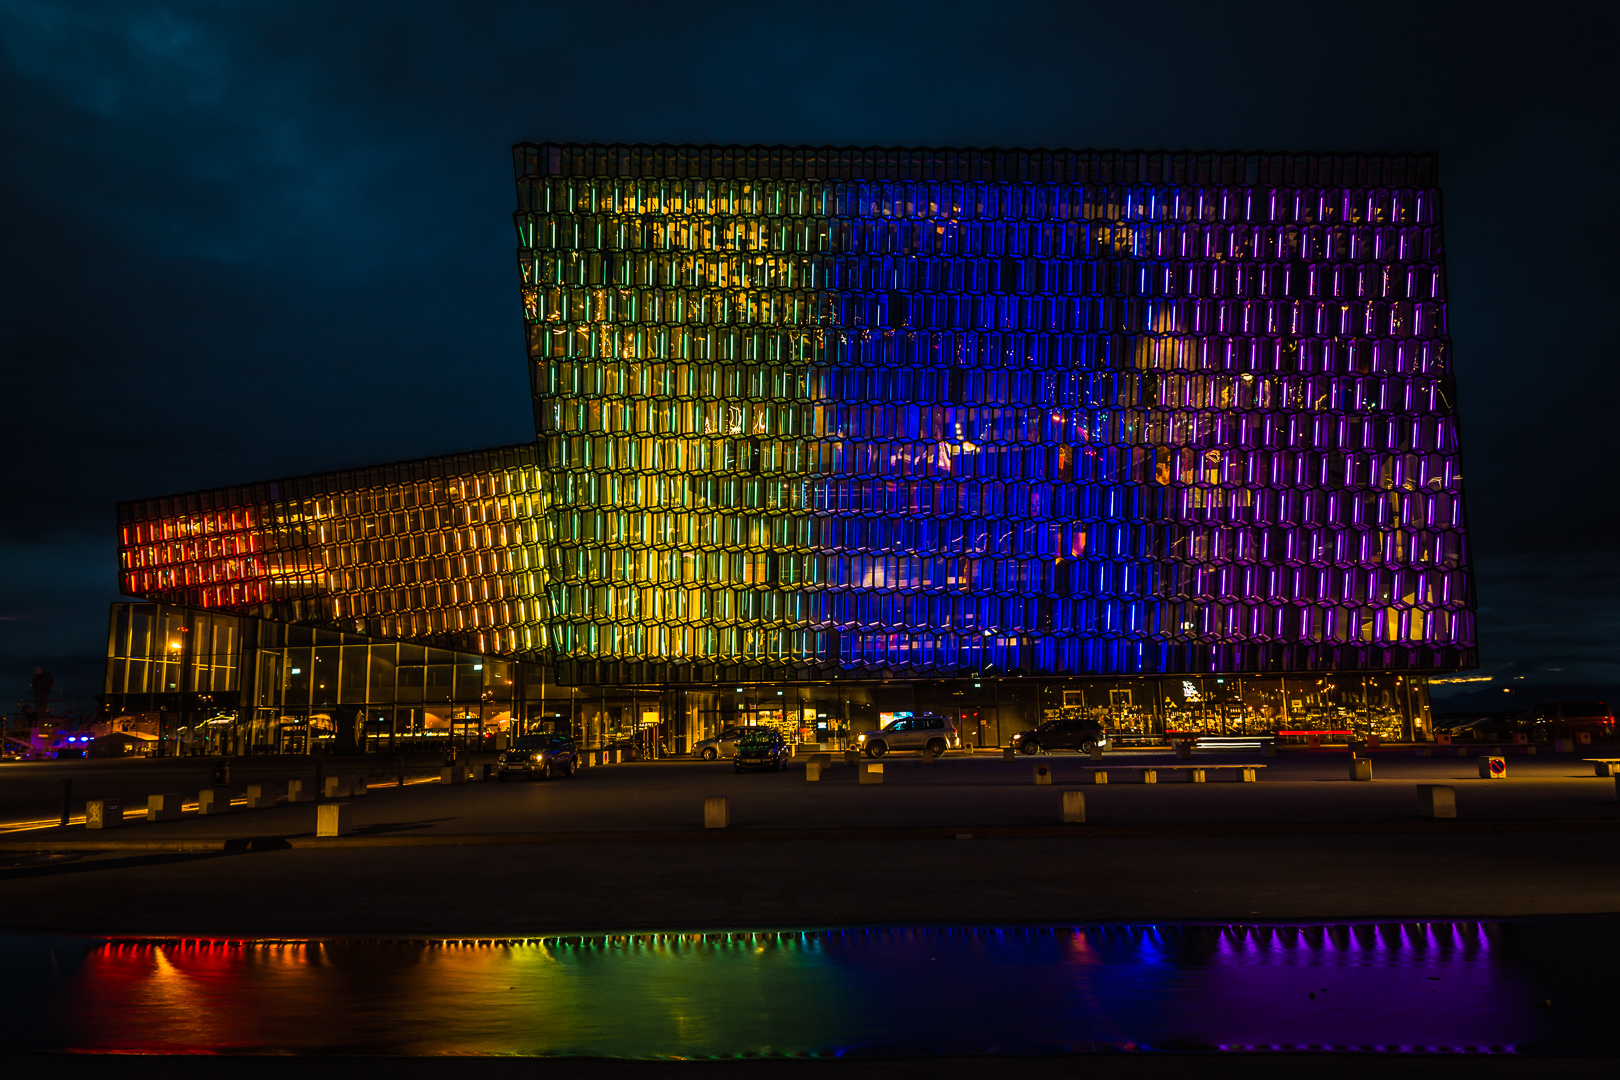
[103,145,1472,754]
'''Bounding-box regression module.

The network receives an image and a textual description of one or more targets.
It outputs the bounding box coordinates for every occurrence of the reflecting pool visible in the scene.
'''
[1,920,1612,1056]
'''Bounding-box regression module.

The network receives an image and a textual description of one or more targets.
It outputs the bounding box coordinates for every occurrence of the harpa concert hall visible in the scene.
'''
[101,143,1473,757]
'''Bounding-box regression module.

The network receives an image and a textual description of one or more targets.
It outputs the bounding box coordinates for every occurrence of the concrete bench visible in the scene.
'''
[244,783,277,809]
[1583,758,1620,776]
[147,792,183,821]
[316,803,352,837]
[85,799,124,829]
[1082,764,1265,784]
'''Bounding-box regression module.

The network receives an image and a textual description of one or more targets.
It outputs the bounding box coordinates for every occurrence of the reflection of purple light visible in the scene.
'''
[8,920,1578,1056]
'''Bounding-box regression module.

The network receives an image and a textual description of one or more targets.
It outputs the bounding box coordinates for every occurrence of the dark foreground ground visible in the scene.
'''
[4,750,1617,1074]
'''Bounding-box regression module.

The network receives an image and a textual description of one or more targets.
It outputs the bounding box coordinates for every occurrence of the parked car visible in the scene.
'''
[1520,701,1616,741]
[693,726,753,761]
[1432,716,1490,736]
[733,728,791,773]
[497,732,578,780]
[856,714,961,758]
[1010,718,1109,755]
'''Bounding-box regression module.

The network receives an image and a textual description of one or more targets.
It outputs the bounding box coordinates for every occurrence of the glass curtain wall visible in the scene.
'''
[515,143,1474,687]
[115,444,550,662]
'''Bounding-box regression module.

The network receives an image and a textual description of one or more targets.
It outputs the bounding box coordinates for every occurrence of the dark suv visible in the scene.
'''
[497,732,578,781]
[1521,701,1615,741]
[1010,718,1108,754]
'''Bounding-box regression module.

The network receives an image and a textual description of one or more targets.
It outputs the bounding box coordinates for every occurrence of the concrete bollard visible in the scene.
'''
[1141,768,1159,784]
[198,787,232,815]
[703,796,728,829]
[317,802,352,837]
[1554,737,1573,753]
[439,766,466,785]
[1033,763,1052,786]
[1349,758,1373,781]
[1002,746,1015,762]
[148,793,183,821]
[1239,767,1258,782]
[85,799,124,829]
[1061,790,1086,823]
[844,749,860,768]
[244,783,277,809]
[1479,756,1506,780]
[1176,740,1193,759]
[859,762,884,785]
[1417,784,1457,818]
[805,760,822,782]
[323,775,351,799]
[1188,767,1207,783]
[1595,761,1617,777]
[1089,743,1104,761]
[812,753,831,770]
[1415,747,1431,757]
[287,779,317,803]
[1091,770,1109,784]
[1261,740,1277,758]
[350,776,369,796]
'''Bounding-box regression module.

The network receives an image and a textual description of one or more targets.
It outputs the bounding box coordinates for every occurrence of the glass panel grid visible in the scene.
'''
[515,144,1471,684]
[115,445,550,660]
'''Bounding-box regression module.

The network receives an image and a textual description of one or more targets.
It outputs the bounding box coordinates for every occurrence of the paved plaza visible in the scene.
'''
[3,746,1617,837]
[0,747,1617,937]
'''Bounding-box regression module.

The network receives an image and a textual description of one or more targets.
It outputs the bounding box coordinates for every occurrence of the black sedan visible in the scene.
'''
[733,730,791,773]
[497,732,578,780]
[1010,718,1108,754]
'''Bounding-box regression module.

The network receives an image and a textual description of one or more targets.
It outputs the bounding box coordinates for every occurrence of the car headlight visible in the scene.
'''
[857,733,868,741]
[531,751,545,762]
[1012,732,1024,740]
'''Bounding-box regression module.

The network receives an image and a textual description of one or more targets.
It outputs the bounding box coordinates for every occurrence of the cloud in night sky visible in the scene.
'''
[1,0,1616,714]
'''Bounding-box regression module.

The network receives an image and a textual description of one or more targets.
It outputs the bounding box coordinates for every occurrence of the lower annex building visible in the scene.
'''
[102,143,1473,755]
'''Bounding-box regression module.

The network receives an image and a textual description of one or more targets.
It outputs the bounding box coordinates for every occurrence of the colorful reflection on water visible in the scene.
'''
[1,921,1609,1056]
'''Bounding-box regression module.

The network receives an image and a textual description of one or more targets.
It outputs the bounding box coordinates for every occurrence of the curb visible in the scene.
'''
[4,817,1620,852]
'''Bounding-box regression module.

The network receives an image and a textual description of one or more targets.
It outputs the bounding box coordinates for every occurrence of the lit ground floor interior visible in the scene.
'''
[98,603,1440,758]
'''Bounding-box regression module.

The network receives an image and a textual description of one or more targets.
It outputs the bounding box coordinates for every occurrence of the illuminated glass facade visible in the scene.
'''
[516,144,1472,687]
[102,144,1472,751]
[115,444,548,659]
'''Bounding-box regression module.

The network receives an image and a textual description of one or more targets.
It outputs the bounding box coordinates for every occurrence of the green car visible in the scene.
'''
[734,729,791,773]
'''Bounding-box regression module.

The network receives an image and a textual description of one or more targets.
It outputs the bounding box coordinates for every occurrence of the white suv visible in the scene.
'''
[857,714,960,757]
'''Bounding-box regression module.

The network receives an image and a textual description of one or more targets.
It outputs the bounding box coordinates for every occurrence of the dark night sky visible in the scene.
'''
[2,0,1616,717]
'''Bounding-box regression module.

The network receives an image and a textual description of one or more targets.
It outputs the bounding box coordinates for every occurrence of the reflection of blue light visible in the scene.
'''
[9,919,1582,1055]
